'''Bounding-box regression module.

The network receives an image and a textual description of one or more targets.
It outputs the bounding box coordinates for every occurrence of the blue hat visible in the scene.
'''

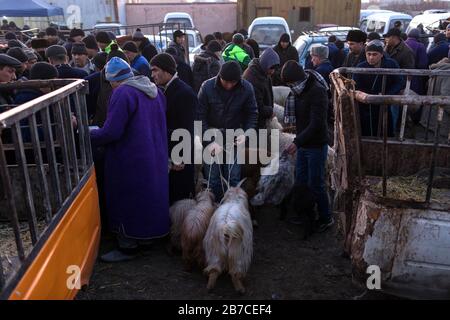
[105,57,133,82]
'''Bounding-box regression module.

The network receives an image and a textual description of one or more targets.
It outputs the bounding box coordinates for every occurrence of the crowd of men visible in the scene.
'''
[0,21,449,262]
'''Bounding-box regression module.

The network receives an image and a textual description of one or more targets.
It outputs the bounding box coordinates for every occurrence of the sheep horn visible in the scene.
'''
[237,177,247,189]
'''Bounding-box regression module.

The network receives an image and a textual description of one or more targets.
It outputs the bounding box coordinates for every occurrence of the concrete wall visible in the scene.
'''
[125,2,237,36]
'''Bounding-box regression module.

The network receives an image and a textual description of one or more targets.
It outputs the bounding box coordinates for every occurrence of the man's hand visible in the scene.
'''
[286,142,297,155]
[235,135,246,146]
[71,114,78,129]
[207,142,223,156]
[171,163,185,171]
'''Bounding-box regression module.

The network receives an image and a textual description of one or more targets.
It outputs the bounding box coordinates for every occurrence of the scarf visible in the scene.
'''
[283,70,329,125]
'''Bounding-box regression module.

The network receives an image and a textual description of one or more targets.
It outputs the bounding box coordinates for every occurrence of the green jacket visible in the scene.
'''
[222,44,251,70]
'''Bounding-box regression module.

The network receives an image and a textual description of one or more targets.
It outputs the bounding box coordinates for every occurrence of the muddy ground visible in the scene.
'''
[76,205,375,300]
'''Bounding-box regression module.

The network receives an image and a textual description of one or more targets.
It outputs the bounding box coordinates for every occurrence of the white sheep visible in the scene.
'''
[169,198,197,252]
[273,86,291,106]
[203,178,253,294]
[180,189,216,270]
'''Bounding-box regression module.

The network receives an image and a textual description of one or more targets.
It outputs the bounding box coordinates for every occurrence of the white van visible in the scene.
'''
[163,12,195,29]
[406,12,450,33]
[248,17,292,51]
[365,12,412,36]
[360,9,394,31]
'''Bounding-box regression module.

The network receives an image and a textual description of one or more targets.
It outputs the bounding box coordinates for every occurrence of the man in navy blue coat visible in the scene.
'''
[46,45,88,79]
[428,33,450,66]
[353,40,402,137]
[150,53,196,204]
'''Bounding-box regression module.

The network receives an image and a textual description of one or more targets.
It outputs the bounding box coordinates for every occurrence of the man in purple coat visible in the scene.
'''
[90,57,169,262]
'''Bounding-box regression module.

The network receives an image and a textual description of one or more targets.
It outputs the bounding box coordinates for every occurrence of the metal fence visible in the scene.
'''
[0,79,92,296]
[331,67,450,203]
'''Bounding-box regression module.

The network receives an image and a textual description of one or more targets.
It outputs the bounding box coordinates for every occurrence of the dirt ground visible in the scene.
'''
[76,206,368,300]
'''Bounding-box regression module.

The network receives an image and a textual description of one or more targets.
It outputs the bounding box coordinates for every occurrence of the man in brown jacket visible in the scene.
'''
[384,28,415,69]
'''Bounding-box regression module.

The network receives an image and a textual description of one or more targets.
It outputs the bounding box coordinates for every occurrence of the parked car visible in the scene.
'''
[248,16,292,51]
[406,12,450,52]
[163,12,195,29]
[93,23,126,36]
[145,35,171,53]
[365,12,412,36]
[293,31,349,67]
[359,9,394,30]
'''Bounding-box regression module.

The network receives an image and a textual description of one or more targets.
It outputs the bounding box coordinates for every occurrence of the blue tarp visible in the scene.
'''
[0,0,63,17]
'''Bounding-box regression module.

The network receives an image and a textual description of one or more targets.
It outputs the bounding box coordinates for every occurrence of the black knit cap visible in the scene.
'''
[30,62,58,80]
[173,30,185,40]
[367,32,381,41]
[281,60,307,84]
[5,32,17,40]
[92,52,108,70]
[96,31,111,44]
[82,35,99,50]
[219,61,242,82]
[346,29,367,43]
[46,27,58,37]
[383,28,401,39]
[150,53,177,75]
[45,45,67,59]
[123,41,138,53]
[71,42,88,55]
[207,40,222,53]
[7,47,28,63]
[70,28,85,39]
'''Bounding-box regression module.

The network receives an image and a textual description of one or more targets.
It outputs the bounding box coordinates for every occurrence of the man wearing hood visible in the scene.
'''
[272,33,298,86]
[90,57,169,262]
[151,53,197,204]
[243,47,280,129]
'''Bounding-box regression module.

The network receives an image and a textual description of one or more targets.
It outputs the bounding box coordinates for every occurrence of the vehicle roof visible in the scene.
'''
[250,16,288,24]
[159,29,200,35]
[164,12,192,18]
[366,12,412,20]
[94,23,123,27]
[319,26,359,32]
[410,12,450,25]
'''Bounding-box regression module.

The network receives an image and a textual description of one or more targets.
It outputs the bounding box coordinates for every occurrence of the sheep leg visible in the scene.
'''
[206,269,220,292]
[231,273,246,295]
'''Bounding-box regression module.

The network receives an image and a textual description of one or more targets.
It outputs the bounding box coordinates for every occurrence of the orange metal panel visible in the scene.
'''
[8,169,101,300]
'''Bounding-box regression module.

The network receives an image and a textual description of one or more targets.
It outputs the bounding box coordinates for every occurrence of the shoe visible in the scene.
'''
[100,249,137,263]
[315,217,335,233]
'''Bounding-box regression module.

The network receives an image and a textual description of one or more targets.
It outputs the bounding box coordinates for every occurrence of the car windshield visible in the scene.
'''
[388,19,410,32]
[166,18,192,28]
[366,20,386,33]
[250,24,286,46]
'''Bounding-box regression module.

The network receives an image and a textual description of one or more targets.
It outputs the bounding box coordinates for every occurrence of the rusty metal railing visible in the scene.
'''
[0,79,92,296]
[331,68,450,203]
